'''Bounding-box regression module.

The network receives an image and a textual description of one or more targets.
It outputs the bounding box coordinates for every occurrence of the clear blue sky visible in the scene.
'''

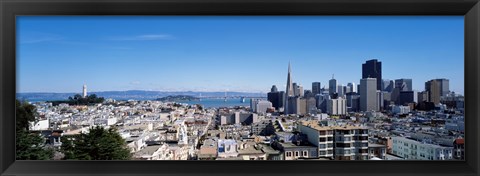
[17,16,464,95]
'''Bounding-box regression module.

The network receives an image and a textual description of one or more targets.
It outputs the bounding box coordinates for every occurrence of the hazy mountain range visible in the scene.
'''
[16,90,267,102]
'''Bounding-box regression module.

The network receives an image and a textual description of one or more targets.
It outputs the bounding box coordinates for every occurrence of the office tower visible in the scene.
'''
[346,92,357,108]
[435,78,450,97]
[383,92,392,107]
[285,62,294,114]
[425,79,441,105]
[395,79,413,91]
[293,83,304,97]
[271,85,278,92]
[316,93,330,113]
[256,100,273,114]
[360,78,378,112]
[418,91,429,103]
[329,75,337,95]
[297,84,304,97]
[398,91,415,105]
[345,85,352,94]
[312,82,321,95]
[268,85,284,110]
[250,98,259,112]
[376,90,383,111]
[327,97,346,115]
[278,91,285,109]
[362,59,382,90]
[347,82,357,93]
[268,90,279,109]
[83,84,87,98]
[337,85,344,97]
[304,90,314,98]
[382,79,394,92]
[306,97,317,114]
[290,97,307,115]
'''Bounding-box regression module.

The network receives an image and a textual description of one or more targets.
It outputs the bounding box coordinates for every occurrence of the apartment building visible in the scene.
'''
[297,120,369,160]
[392,136,453,160]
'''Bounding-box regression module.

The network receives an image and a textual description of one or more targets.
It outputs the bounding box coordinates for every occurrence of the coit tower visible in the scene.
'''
[83,84,87,98]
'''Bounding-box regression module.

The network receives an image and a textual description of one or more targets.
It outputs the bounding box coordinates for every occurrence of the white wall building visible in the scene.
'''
[392,137,453,160]
[327,97,346,115]
[30,119,50,130]
[217,139,238,158]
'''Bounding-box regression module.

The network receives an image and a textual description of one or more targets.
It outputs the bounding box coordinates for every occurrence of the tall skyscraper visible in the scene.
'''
[327,97,347,115]
[285,62,294,114]
[382,79,394,92]
[435,78,450,97]
[337,85,344,97]
[268,85,284,110]
[312,82,321,95]
[293,83,304,97]
[271,85,278,92]
[329,75,337,96]
[360,78,378,112]
[347,82,356,93]
[83,84,87,98]
[395,79,413,91]
[362,59,382,90]
[425,79,441,105]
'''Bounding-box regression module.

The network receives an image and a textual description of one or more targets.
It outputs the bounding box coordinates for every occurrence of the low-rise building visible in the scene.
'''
[392,136,453,160]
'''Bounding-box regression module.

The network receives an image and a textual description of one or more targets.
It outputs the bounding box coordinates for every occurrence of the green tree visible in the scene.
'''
[16,100,37,132]
[16,100,54,160]
[61,126,132,160]
[16,131,54,160]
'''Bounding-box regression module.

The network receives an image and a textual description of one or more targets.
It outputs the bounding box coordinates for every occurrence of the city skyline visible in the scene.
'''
[17,16,464,94]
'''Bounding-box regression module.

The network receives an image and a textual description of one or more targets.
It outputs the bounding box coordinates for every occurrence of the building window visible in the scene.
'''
[303,151,308,156]
[286,151,292,157]
[295,151,299,157]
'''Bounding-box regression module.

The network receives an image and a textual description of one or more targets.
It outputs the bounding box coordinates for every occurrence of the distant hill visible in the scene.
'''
[16,90,266,102]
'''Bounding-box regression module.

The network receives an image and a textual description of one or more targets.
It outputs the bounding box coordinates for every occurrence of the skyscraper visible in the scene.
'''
[382,79,394,92]
[312,82,321,95]
[268,85,284,110]
[347,82,356,93]
[285,62,294,114]
[337,85,344,97]
[83,84,87,98]
[329,75,337,96]
[271,85,278,92]
[360,78,378,112]
[362,59,382,90]
[395,79,413,91]
[435,78,450,97]
[425,79,441,105]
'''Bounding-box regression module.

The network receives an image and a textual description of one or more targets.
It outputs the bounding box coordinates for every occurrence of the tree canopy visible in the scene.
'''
[54,94,105,106]
[16,100,54,160]
[61,126,132,160]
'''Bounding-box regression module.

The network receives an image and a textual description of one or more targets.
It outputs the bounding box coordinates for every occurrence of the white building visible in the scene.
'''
[392,137,453,160]
[327,97,346,115]
[256,100,273,114]
[250,99,272,114]
[30,119,49,130]
[217,139,238,158]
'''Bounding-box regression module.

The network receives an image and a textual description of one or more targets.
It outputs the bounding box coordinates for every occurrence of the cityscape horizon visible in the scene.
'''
[16,16,465,161]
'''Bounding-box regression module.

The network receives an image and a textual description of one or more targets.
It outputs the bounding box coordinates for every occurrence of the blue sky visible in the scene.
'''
[17,16,464,95]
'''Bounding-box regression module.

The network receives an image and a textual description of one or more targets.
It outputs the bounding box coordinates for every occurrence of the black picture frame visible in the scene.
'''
[1,0,479,176]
